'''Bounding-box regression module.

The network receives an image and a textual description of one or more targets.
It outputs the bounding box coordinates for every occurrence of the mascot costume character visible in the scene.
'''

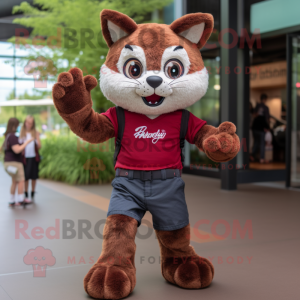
[52,9,240,300]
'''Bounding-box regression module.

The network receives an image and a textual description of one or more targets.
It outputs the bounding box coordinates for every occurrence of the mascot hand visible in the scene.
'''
[202,122,240,162]
[52,67,98,115]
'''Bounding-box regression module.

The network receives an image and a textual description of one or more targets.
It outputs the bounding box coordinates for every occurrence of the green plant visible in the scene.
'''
[39,135,115,184]
[0,136,4,162]
[10,0,172,112]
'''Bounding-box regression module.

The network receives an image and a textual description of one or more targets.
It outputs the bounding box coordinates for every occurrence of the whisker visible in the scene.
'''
[169,87,186,89]
[134,79,142,85]
[169,80,189,86]
[120,81,139,85]
[123,87,137,88]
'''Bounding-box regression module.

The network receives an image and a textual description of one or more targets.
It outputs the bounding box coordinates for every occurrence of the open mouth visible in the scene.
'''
[142,94,165,107]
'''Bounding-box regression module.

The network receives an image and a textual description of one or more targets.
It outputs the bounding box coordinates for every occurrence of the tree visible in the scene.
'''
[10,0,172,112]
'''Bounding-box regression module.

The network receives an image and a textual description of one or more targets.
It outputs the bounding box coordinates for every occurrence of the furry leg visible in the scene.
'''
[156,224,214,289]
[84,215,137,299]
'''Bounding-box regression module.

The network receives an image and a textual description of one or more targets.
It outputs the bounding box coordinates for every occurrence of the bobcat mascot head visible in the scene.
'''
[100,10,214,117]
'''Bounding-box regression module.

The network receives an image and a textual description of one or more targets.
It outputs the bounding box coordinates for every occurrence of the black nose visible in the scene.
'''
[146,76,163,89]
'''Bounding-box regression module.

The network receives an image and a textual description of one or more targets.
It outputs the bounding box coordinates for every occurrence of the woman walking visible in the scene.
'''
[2,118,34,206]
[19,115,41,202]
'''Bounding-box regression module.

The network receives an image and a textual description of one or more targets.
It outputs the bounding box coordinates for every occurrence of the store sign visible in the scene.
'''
[250,61,286,89]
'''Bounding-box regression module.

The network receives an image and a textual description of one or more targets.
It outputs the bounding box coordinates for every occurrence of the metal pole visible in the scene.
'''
[220,0,238,190]
[286,34,293,187]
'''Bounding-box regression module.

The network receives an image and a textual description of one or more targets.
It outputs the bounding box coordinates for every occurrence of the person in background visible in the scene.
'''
[19,115,41,202]
[254,93,270,124]
[250,110,270,164]
[2,118,34,206]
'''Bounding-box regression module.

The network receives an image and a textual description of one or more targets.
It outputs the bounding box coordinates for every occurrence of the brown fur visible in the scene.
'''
[156,224,214,289]
[51,10,241,299]
[84,215,138,299]
[101,10,213,73]
[100,10,138,47]
[169,13,214,49]
[52,67,115,143]
[195,122,240,162]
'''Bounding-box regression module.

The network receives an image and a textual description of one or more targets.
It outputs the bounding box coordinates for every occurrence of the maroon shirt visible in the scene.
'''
[4,134,23,163]
[102,108,207,170]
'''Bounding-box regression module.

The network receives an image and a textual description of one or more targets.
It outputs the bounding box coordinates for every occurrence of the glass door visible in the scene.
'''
[288,35,300,187]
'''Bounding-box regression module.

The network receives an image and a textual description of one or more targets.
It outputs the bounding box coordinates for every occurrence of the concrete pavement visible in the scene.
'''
[0,164,299,300]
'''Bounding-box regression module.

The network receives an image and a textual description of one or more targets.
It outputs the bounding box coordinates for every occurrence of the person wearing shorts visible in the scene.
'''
[2,118,34,206]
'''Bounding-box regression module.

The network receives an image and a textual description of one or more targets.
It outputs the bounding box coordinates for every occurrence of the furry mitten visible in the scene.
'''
[195,122,240,162]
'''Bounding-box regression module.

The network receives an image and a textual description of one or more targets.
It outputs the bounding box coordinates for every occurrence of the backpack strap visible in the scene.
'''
[180,109,190,166]
[1,133,11,152]
[113,106,125,167]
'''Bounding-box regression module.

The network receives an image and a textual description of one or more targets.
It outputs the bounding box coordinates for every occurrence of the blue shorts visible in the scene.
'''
[107,171,189,231]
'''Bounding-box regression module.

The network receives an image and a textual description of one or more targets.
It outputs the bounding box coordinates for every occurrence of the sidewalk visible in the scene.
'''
[0,164,299,300]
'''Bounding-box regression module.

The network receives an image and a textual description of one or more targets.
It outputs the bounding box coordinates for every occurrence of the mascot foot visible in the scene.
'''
[162,255,214,289]
[84,215,138,299]
[84,264,134,299]
[156,224,214,289]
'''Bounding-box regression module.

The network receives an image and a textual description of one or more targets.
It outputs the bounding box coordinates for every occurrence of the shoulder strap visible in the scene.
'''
[113,106,125,167]
[2,133,10,151]
[180,109,190,166]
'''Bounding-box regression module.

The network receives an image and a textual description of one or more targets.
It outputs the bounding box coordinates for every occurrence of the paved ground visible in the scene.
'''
[0,164,299,300]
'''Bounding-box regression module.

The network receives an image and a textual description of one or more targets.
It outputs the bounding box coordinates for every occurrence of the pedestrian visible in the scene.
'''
[250,111,270,163]
[254,93,270,124]
[2,118,34,206]
[19,115,41,202]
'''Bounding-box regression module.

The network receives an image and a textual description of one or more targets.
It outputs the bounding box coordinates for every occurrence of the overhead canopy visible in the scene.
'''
[0,99,54,107]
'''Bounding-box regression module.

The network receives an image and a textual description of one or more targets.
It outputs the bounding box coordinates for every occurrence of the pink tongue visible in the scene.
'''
[145,94,161,102]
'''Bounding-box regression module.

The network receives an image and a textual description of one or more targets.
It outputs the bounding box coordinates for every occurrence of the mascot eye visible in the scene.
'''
[123,59,143,79]
[164,59,184,79]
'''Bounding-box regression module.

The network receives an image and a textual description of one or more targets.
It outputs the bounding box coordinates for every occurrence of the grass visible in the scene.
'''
[39,135,115,185]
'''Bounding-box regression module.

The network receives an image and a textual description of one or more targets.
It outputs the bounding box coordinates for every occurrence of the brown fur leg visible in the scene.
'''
[84,215,137,299]
[156,224,214,289]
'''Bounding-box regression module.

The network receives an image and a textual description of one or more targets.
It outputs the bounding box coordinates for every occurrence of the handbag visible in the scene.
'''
[6,165,18,175]
[35,142,41,162]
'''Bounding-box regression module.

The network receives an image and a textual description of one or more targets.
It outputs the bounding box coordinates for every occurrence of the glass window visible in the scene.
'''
[0,80,15,101]
[0,58,15,78]
[0,42,14,56]
[185,57,220,169]
[16,80,55,97]
[15,45,32,57]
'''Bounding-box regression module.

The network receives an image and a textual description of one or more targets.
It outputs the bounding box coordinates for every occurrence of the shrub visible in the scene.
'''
[39,136,115,185]
[0,136,4,161]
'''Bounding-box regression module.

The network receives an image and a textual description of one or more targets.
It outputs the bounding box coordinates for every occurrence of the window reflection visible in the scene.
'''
[186,58,220,168]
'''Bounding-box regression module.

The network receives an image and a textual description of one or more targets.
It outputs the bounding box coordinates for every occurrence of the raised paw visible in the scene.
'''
[84,263,135,300]
[52,67,98,115]
[163,256,214,289]
[203,121,240,162]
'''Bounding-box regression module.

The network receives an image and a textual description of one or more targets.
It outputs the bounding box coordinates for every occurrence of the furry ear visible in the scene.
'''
[170,13,214,49]
[100,9,138,47]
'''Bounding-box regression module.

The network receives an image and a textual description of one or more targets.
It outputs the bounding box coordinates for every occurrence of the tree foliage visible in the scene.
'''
[11,0,172,112]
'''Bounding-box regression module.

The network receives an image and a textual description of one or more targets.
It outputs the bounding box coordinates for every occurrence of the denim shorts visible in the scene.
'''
[107,172,189,231]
